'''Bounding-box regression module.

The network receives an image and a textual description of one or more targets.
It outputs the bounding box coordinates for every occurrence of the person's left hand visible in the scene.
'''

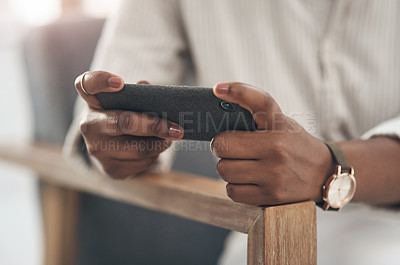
[211,82,334,205]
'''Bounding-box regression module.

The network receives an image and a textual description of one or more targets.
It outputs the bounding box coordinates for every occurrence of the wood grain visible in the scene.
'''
[41,183,64,265]
[247,201,317,265]
[41,184,79,265]
[0,141,261,233]
[247,211,265,265]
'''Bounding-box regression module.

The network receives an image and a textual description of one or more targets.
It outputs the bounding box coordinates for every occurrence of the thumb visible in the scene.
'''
[75,70,125,109]
[213,82,282,130]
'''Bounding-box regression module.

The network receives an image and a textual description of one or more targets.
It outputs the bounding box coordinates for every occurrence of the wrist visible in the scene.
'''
[311,140,336,203]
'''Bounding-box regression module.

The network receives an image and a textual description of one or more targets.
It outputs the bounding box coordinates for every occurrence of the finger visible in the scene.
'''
[225,183,265,205]
[213,82,283,130]
[211,130,265,159]
[85,135,171,160]
[108,137,171,160]
[81,110,184,140]
[75,70,125,109]
[102,157,158,180]
[217,159,262,184]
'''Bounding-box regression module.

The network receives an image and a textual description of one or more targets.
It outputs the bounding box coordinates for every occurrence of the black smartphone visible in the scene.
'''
[97,84,256,141]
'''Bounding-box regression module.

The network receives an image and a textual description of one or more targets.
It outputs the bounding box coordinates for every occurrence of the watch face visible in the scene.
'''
[326,173,356,209]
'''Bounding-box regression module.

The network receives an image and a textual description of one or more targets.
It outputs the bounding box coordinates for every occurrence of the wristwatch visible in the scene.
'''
[318,142,356,211]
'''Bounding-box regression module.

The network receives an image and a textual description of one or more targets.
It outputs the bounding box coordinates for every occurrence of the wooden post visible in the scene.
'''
[247,201,317,265]
[41,183,79,265]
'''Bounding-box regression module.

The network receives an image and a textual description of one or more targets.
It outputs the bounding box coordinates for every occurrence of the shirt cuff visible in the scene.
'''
[361,116,400,141]
[360,116,400,210]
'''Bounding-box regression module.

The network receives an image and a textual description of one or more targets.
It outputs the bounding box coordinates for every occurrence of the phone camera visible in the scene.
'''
[220,101,236,112]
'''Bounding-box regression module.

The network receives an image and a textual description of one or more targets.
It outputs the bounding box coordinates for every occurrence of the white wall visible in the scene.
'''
[0,9,43,265]
[0,1,117,264]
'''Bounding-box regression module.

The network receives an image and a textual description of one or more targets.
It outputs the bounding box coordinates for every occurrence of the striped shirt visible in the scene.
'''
[64,1,400,264]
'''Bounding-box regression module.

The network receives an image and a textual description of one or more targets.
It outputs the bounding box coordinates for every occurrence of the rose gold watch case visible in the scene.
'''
[322,165,356,211]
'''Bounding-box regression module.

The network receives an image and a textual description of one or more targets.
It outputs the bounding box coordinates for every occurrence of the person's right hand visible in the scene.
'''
[75,71,184,179]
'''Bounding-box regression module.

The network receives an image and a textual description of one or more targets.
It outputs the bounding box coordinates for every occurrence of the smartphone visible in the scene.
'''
[97,84,256,141]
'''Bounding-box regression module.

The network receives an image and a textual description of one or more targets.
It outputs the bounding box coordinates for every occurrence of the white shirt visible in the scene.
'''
[64,1,400,264]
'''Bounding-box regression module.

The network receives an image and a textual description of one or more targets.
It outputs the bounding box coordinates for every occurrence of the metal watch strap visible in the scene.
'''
[324,142,351,171]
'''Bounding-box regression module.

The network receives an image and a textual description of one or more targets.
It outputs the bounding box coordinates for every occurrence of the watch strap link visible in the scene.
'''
[324,142,351,171]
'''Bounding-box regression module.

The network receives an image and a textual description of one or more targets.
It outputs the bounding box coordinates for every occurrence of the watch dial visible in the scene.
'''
[327,173,356,209]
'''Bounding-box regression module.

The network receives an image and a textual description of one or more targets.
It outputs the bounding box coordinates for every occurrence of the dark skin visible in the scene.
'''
[76,71,400,206]
[212,82,400,206]
[76,71,184,180]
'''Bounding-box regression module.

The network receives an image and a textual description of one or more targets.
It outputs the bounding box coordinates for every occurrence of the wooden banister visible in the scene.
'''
[0,142,316,265]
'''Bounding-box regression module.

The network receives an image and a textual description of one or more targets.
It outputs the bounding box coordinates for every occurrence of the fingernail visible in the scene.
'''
[215,83,230,94]
[168,125,183,138]
[108,76,123,88]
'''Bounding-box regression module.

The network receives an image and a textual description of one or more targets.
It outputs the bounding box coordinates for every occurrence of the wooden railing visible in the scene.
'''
[0,142,316,265]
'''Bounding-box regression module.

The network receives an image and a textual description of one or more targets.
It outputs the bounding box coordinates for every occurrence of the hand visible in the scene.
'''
[211,82,333,205]
[75,70,184,179]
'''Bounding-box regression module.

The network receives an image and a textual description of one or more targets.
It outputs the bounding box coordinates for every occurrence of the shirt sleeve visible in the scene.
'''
[360,115,400,210]
[63,0,186,174]
[361,115,400,141]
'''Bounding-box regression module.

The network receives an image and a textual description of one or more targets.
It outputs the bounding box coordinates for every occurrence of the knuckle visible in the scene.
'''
[262,92,272,107]
[104,167,121,180]
[80,111,104,136]
[103,168,114,178]
[271,141,289,162]
[226,184,235,199]
[86,142,100,157]
[107,113,119,127]
[262,92,281,118]
[269,190,284,204]
[211,133,228,156]
[216,159,227,177]
[149,118,163,135]
[119,112,138,133]
[80,121,96,137]
[79,120,89,136]
[230,82,245,97]
[265,177,286,204]
[102,164,113,176]
[81,71,113,94]
[95,71,111,82]
[91,71,109,90]
[226,184,240,202]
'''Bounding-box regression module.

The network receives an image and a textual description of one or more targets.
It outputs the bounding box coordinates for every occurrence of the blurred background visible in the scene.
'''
[0,1,116,264]
[2,1,400,265]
